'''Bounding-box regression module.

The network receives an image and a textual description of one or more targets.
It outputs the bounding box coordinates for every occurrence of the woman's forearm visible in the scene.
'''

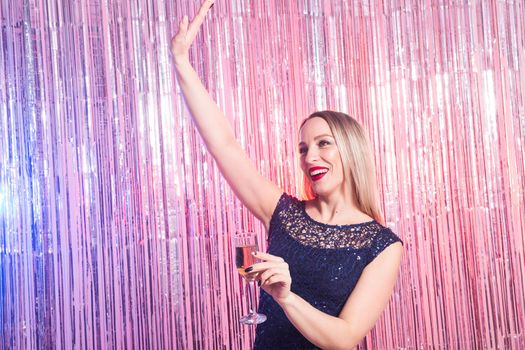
[174,58,237,152]
[277,293,359,350]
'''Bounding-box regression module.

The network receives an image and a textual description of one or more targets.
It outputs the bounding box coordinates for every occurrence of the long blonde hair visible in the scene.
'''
[300,111,384,225]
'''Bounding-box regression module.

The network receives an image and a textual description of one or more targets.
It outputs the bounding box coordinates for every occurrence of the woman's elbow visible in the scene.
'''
[323,325,363,350]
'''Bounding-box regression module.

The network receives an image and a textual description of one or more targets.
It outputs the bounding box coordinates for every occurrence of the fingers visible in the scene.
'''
[253,251,285,263]
[186,0,215,42]
[245,261,287,274]
[179,15,189,33]
[173,15,189,42]
[259,268,291,287]
[171,1,213,59]
[244,260,290,286]
[172,15,188,47]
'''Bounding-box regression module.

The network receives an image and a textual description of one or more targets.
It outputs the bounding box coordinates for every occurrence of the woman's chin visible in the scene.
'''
[311,186,331,197]
[311,183,345,198]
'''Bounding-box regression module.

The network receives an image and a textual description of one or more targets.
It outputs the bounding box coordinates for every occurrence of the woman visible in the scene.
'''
[171,1,403,349]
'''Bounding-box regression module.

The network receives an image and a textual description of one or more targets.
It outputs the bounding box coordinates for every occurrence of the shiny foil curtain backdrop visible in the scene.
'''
[1,0,524,349]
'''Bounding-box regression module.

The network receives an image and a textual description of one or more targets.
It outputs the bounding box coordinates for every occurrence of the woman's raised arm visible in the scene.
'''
[171,0,282,229]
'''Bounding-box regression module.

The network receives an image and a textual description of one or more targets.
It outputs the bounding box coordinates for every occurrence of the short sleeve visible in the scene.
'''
[369,227,403,260]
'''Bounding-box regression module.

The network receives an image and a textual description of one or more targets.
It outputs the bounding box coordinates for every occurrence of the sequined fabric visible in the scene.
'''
[254,193,402,349]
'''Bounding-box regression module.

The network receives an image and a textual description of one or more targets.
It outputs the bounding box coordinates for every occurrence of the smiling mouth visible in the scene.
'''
[309,167,328,181]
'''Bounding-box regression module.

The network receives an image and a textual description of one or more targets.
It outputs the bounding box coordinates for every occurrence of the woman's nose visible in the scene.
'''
[304,147,319,163]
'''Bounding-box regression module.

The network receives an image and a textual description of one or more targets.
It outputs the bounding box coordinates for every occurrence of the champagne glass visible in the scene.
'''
[234,232,267,325]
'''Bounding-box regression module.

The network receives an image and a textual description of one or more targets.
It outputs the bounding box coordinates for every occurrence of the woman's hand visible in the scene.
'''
[171,0,215,64]
[246,252,292,304]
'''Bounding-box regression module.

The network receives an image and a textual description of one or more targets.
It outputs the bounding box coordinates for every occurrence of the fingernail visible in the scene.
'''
[244,266,253,273]
[251,251,257,256]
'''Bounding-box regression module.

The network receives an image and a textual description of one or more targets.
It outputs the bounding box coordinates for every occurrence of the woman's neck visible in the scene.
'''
[307,193,372,225]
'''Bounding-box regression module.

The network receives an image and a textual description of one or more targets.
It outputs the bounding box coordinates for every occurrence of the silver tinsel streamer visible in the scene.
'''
[0,0,524,348]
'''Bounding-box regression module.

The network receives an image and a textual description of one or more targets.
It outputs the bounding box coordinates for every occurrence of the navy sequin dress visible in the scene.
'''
[253,193,402,349]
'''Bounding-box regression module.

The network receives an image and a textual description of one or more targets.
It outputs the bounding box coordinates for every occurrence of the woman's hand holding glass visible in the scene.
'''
[234,232,267,325]
[245,252,292,304]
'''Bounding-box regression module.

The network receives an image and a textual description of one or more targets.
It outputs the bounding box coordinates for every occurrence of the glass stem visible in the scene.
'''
[246,280,256,315]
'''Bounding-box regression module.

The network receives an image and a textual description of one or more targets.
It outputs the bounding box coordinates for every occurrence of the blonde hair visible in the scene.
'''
[299,111,384,225]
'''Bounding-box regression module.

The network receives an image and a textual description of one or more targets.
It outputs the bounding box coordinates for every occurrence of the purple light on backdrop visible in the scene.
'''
[1,0,524,349]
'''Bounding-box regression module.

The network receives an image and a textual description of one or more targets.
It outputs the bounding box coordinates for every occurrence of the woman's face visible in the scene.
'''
[299,117,345,197]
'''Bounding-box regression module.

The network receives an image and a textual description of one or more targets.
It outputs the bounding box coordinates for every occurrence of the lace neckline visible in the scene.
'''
[301,201,376,228]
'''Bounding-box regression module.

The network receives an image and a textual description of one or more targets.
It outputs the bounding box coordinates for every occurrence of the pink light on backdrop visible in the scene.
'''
[0,0,524,349]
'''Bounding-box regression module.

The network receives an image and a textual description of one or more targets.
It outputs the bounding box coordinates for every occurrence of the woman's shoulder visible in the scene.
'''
[273,192,303,212]
[374,222,402,239]
[367,222,403,259]
[268,192,301,218]
[267,192,304,237]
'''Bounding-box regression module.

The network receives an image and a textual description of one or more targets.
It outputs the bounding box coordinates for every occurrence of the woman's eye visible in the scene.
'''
[319,140,330,147]
[299,147,307,154]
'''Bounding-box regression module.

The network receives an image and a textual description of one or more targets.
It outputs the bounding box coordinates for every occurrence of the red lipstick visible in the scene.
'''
[309,166,329,182]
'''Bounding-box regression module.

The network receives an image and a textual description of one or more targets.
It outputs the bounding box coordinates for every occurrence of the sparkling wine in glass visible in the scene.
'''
[234,232,266,325]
